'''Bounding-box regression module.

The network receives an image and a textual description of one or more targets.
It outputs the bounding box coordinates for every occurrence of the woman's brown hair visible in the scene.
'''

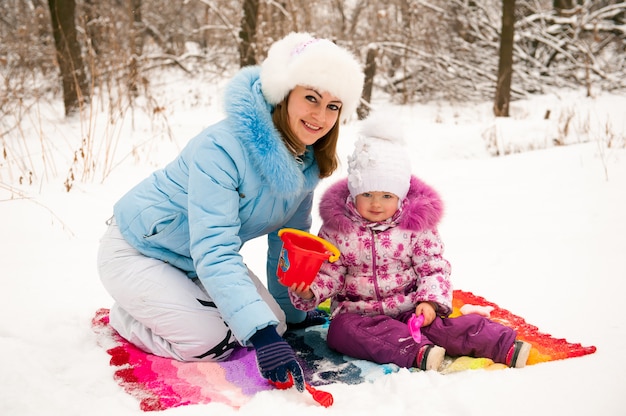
[272,99,341,179]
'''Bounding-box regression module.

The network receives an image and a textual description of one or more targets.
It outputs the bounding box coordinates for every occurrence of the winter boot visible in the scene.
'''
[286,309,329,331]
[506,340,531,368]
[417,344,445,371]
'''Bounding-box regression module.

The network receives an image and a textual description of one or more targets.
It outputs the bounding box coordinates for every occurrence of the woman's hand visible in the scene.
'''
[415,302,438,326]
[290,281,314,300]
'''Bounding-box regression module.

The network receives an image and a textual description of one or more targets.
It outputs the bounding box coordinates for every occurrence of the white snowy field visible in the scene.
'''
[1,72,624,416]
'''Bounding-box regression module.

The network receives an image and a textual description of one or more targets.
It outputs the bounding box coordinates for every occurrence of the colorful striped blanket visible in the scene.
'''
[91,290,596,411]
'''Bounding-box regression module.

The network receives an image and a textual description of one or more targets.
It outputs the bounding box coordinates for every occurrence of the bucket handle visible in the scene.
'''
[278,228,341,262]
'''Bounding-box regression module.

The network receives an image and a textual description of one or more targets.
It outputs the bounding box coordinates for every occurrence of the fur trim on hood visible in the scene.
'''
[319,176,444,234]
[223,66,320,196]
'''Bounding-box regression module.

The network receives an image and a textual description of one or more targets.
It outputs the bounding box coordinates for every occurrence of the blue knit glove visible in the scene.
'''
[250,326,305,392]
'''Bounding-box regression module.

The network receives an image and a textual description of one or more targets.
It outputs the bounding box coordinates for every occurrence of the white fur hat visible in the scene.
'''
[260,32,364,121]
[347,114,412,200]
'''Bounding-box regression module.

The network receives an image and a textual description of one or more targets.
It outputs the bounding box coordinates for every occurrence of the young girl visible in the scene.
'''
[288,115,531,371]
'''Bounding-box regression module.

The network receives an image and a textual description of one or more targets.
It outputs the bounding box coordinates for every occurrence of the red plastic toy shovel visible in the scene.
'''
[270,373,334,407]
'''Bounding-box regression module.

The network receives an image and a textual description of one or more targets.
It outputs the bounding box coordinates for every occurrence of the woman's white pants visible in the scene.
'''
[97,219,286,362]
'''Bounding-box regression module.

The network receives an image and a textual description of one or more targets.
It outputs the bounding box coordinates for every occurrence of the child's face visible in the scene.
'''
[354,191,399,222]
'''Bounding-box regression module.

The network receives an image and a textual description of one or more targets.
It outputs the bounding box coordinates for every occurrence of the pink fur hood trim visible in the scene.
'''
[318,176,444,233]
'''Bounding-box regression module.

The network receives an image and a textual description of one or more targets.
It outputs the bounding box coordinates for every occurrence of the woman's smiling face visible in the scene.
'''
[287,86,342,147]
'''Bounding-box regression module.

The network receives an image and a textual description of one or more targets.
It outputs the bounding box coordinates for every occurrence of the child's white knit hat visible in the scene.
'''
[347,113,411,200]
[260,32,364,121]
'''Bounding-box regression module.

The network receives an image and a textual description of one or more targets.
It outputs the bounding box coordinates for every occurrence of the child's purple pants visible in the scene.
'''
[326,311,517,368]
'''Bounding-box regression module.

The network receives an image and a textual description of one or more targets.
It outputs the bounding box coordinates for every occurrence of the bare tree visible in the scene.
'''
[494,0,516,117]
[128,0,144,93]
[239,0,260,66]
[357,45,377,120]
[48,0,89,116]
[82,0,101,56]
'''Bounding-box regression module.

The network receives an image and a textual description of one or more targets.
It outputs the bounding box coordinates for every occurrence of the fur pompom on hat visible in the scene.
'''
[347,113,412,200]
[260,32,364,121]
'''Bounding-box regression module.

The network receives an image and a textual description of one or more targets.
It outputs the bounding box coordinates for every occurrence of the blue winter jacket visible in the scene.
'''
[113,66,321,344]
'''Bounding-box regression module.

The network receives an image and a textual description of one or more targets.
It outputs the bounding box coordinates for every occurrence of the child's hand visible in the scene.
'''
[290,282,314,300]
[415,302,437,326]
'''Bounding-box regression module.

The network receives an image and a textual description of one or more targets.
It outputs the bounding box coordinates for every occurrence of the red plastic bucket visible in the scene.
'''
[276,228,340,287]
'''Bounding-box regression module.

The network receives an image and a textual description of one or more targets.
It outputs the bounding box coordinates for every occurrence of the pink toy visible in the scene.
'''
[407,313,425,343]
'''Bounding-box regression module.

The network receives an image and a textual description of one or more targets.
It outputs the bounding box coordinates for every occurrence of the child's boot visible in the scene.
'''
[506,340,531,368]
[417,344,445,371]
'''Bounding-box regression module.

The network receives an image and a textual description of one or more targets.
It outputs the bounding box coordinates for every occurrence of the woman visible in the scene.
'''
[97,32,364,390]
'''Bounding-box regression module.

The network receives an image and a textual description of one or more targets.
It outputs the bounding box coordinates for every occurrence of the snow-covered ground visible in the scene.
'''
[1,71,624,415]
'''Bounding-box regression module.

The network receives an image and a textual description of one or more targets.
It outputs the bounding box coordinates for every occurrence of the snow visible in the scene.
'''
[1,71,624,416]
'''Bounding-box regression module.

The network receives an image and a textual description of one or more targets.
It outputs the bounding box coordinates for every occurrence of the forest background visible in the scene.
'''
[1,1,625,258]
[2,1,625,191]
